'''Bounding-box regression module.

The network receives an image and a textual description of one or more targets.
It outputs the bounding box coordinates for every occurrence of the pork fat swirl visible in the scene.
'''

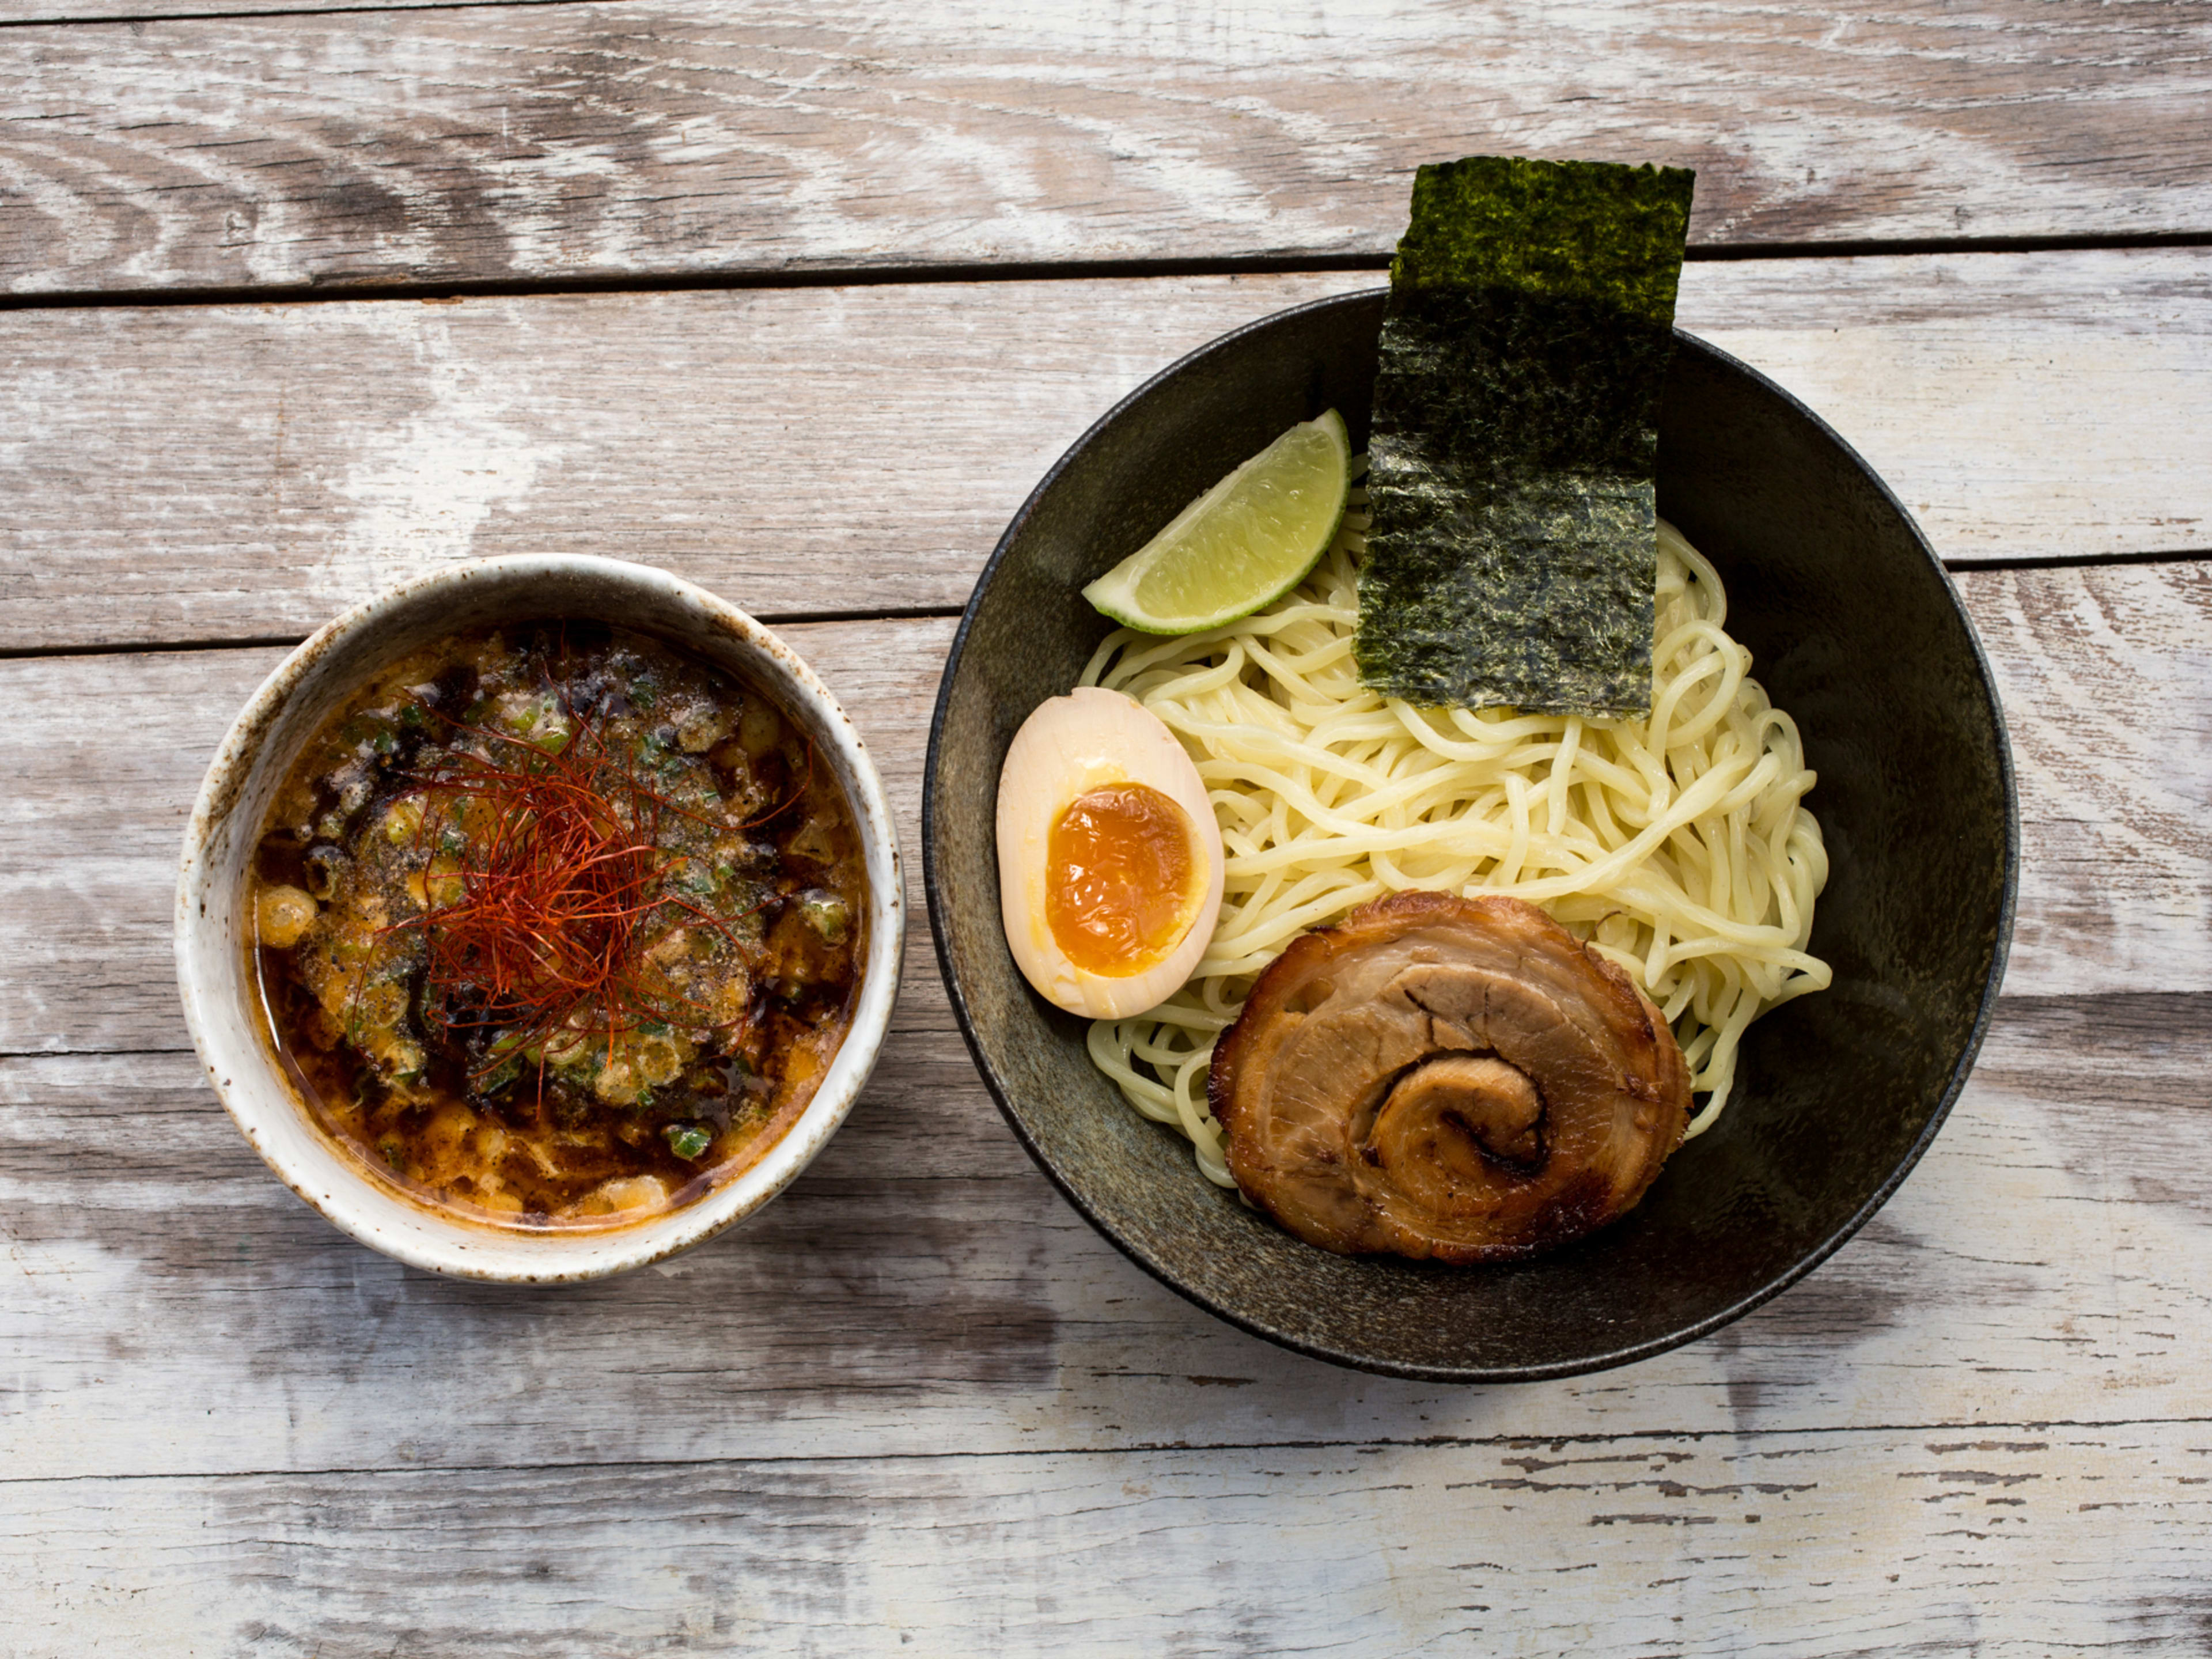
[1208,892,1691,1262]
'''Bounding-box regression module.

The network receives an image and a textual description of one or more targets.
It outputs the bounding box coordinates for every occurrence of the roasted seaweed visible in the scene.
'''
[1356,156,1695,717]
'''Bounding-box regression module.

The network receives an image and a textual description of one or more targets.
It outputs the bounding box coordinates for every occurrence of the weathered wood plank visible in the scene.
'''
[6,1,2211,298]
[26,0,480,18]
[1691,250,2212,562]
[3,990,2209,1481]
[4,253,2209,652]
[2,560,2206,1065]
[3,1421,2207,1656]
[1961,562,2212,996]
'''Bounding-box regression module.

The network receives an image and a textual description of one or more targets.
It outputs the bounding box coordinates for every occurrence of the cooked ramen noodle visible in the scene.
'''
[1081,481,1830,1188]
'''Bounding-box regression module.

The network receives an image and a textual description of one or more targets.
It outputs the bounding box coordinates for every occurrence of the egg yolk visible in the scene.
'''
[1045,783,1202,976]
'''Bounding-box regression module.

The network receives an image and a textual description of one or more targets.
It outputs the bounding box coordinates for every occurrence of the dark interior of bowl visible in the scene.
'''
[924,290,2016,1381]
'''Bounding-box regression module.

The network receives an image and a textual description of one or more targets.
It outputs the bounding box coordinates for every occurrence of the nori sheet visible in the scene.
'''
[1355,155,1695,717]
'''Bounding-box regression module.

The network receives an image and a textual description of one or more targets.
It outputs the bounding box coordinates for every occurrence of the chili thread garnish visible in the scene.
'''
[372,682,808,1093]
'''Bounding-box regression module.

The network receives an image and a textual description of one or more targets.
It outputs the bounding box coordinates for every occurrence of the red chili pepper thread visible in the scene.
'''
[368,682,811,1094]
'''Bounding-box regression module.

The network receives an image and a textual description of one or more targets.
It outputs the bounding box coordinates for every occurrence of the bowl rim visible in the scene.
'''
[923,286,2020,1382]
[176,553,906,1283]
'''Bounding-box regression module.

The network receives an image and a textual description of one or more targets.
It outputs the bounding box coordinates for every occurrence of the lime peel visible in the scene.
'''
[1082,409,1351,636]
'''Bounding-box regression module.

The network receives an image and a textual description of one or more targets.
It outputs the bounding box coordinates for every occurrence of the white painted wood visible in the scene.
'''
[7,2,2206,1645]
[3,984,2209,1480]
[0,276,1385,652]
[6,1,2211,296]
[3,253,2209,652]
[24,0,495,16]
[2,1419,2206,1654]
[1960,562,2212,997]
[1683,250,2212,563]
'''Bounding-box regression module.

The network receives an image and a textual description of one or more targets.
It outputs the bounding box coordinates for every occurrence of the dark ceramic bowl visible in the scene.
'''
[923,290,2016,1381]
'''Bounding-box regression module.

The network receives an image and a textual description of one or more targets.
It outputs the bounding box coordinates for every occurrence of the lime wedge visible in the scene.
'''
[1082,408,1351,635]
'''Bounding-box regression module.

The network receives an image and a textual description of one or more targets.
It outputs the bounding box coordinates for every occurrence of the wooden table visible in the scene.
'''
[5,3,2209,1651]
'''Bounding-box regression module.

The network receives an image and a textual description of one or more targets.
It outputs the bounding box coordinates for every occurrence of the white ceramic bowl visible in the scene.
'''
[176,556,906,1282]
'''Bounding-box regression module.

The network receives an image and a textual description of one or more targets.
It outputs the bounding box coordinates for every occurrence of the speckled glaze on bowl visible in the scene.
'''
[925,290,2016,1381]
[177,556,905,1283]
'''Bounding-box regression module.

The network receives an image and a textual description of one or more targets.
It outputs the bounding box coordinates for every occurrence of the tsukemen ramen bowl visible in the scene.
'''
[178,556,905,1283]
[924,290,2015,1381]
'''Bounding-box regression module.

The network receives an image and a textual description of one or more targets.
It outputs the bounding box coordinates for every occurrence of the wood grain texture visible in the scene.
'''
[8,3,2205,1644]
[3,993,2210,1484]
[2,560,2206,1066]
[22,0,478,18]
[6,1,2212,297]
[1961,561,2212,997]
[6,1417,2209,1656]
[5,252,2210,652]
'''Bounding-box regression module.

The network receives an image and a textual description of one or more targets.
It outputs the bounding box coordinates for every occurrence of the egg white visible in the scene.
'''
[995,686,1225,1018]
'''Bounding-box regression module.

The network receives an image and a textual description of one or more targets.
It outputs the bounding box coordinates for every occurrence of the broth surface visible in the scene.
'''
[251,622,865,1229]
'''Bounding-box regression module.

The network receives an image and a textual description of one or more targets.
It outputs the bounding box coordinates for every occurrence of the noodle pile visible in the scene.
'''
[1081,468,1830,1188]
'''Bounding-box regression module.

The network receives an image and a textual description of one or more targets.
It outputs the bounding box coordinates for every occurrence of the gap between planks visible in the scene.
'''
[7,1410,2212,1489]
[7,0,608,25]
[11,544,2212,664]
[6,0,2212,289]
[0,607,970,663]
[10,233,2212,315]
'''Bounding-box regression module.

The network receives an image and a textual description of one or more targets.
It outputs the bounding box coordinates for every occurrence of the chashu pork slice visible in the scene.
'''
[1208,890,1690,1262]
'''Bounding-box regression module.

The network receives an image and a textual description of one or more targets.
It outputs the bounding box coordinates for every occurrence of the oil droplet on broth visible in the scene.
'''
[1044,783,1201,976]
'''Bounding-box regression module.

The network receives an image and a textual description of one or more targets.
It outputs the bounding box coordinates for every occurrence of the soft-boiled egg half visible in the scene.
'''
[996,687,1225,1018]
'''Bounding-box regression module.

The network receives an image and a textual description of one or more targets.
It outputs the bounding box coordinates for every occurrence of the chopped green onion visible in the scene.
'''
[799,890,850,945]
[665,1124,713,1161]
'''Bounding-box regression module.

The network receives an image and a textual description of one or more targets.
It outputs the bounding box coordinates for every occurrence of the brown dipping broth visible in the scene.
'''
[248,622,865,1230]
